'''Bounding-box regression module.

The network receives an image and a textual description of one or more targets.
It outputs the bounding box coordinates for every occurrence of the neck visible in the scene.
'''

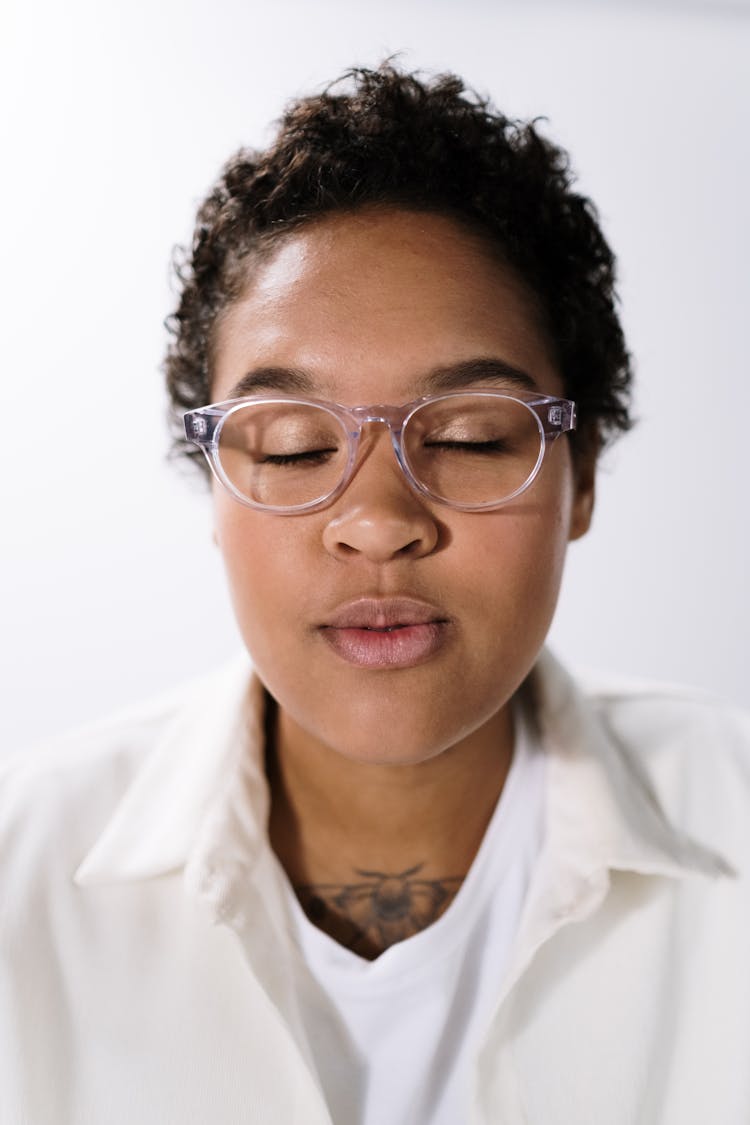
[265,696,514,958]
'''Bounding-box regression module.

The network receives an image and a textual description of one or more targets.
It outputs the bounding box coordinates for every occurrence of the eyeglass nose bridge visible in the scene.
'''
[347,402,409,431]
[339,402,442,511]
[344,403,413,473]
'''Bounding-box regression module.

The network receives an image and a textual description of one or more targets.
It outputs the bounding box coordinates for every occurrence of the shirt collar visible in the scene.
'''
[73,654,266,886]
[527,649,732,881]
[73,648,732,889]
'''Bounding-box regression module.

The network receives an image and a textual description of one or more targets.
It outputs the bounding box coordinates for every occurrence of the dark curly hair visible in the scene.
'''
[164,63,632,476]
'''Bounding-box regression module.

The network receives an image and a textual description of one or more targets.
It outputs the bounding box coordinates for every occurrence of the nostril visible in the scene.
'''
[398,539,424,556]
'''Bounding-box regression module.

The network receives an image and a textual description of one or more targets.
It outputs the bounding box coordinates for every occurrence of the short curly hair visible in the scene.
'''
[164,63,632,476]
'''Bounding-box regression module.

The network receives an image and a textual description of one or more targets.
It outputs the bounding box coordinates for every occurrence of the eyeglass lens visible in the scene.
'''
[216,395,543,509]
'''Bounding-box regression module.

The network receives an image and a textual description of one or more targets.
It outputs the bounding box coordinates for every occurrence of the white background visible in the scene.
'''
[2,0,749,754]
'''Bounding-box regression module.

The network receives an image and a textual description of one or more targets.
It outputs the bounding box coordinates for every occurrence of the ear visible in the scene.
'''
[568,451,596,542]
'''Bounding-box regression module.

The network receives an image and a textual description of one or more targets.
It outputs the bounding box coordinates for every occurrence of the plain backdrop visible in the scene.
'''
[2,0,749,755]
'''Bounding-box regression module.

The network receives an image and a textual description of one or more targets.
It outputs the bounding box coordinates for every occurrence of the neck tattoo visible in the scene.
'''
[295,862,464,959]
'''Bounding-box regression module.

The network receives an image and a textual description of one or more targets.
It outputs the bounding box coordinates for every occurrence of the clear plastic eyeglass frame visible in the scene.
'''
[183,389,577,514]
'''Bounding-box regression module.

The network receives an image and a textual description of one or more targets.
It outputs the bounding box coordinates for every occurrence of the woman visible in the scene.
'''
[2,64,749,1125]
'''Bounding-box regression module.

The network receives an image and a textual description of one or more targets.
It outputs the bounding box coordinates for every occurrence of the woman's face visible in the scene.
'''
[210,209,594,766]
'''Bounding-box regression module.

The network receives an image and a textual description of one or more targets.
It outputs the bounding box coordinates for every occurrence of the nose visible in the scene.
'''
[322,434,439,563]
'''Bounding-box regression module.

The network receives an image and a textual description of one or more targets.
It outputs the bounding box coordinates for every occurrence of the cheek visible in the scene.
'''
[461,472,574,648]
[213,495,294,636]
[468,510,568,635]
[472,456,574,584]
[212,493,333,710]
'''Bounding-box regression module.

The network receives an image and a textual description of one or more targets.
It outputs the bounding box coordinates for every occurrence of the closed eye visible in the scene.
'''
[423,439,510,453]
[260,448,338,466]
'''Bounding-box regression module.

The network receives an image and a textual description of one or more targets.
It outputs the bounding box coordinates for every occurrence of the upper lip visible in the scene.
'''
[321,597,449,630]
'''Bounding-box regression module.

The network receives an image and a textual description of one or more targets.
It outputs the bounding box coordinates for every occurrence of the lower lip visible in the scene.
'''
[320,622,448,668]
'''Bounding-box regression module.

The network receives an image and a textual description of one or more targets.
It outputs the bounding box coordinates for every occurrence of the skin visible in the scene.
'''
[210,208,595,955]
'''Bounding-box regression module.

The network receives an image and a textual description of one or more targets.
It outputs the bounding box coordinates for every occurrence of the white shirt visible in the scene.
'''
[284,703,545,1125]
[1,650,749,1125]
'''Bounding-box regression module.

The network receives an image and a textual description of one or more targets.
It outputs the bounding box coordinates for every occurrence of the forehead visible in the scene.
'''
[211,208,563,404]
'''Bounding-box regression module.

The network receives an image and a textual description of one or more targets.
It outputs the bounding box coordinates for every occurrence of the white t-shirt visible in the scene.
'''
[281,704,546,1124]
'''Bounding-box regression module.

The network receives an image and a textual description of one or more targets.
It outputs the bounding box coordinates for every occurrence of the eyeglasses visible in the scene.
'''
[183,389,577,514]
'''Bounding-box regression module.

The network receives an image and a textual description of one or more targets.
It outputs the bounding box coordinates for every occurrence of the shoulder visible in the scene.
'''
[571,665,750,854]
[0,665,235,889]
[574,666,750,758]
[0,685,182,884]
[0,653,256,975]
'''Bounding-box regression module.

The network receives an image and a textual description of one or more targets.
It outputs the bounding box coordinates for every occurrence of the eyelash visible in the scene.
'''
[261,449,338,466]
[424,439,507,452]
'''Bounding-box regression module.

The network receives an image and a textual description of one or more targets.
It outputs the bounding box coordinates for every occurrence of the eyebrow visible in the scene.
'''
[223,356,539,402]
[225,367,317,399]
[417,358,539,395]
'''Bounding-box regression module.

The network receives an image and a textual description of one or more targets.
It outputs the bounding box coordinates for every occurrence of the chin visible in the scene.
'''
[314,697,501,767]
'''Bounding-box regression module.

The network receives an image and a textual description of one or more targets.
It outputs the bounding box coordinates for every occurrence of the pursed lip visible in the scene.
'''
[320,596,449,631]
[318,597,451,669]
